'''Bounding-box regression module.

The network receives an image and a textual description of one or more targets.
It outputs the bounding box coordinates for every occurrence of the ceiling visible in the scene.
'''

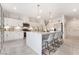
[1,3,79,19]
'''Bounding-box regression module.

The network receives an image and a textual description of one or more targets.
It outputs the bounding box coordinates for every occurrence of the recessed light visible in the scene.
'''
[73,8,77,12]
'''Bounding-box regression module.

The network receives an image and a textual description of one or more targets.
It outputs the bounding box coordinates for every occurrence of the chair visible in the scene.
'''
[42,33,55,54]
[54,31,63,48]
[57,31,63,45]
[42,34,49,55]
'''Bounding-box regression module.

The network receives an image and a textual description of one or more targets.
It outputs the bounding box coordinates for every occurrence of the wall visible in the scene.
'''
[65,16,79,37]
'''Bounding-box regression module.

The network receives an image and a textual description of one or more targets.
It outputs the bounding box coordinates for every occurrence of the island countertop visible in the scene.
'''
[26,31,56,35]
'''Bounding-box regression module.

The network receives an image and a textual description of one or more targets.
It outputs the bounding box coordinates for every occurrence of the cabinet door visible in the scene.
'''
[14,31,23,40]
[4,32,8,41]
[4,32,13,41]
[19,31,23,39]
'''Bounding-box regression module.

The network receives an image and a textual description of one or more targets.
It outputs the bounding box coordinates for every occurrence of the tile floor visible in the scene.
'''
[54,36,79,55]
[0,36,79,55]
[0,39,37,55]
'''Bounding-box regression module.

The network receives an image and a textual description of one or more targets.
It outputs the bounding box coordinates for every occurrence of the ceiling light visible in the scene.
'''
[73,8,77,12]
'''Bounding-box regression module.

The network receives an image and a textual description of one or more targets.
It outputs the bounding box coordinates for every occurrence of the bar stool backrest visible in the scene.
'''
[54,31,62,40]
[47,33,55,43]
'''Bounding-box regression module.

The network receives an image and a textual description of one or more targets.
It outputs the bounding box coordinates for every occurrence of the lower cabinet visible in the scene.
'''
[4,31,23,41]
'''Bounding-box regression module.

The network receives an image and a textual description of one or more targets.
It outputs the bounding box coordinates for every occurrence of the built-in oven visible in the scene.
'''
[23,23,30,39]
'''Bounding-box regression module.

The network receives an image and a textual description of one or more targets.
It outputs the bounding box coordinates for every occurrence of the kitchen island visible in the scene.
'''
[26,31,55,55]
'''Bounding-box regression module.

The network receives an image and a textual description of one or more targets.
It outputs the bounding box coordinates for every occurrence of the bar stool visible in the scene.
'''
[42,33,55,54]
[53,31,63,48]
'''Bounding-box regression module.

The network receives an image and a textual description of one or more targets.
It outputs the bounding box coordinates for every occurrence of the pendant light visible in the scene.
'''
[36,4,41,19]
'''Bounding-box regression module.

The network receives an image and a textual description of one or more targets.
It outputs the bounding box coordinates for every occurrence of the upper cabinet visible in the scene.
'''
[4,18,23,27]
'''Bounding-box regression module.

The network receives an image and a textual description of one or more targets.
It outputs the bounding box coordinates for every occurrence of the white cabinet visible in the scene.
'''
[4,18,23,27]
[27,32,42,55]
[4,18,23,41]
[4,31,23,41]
